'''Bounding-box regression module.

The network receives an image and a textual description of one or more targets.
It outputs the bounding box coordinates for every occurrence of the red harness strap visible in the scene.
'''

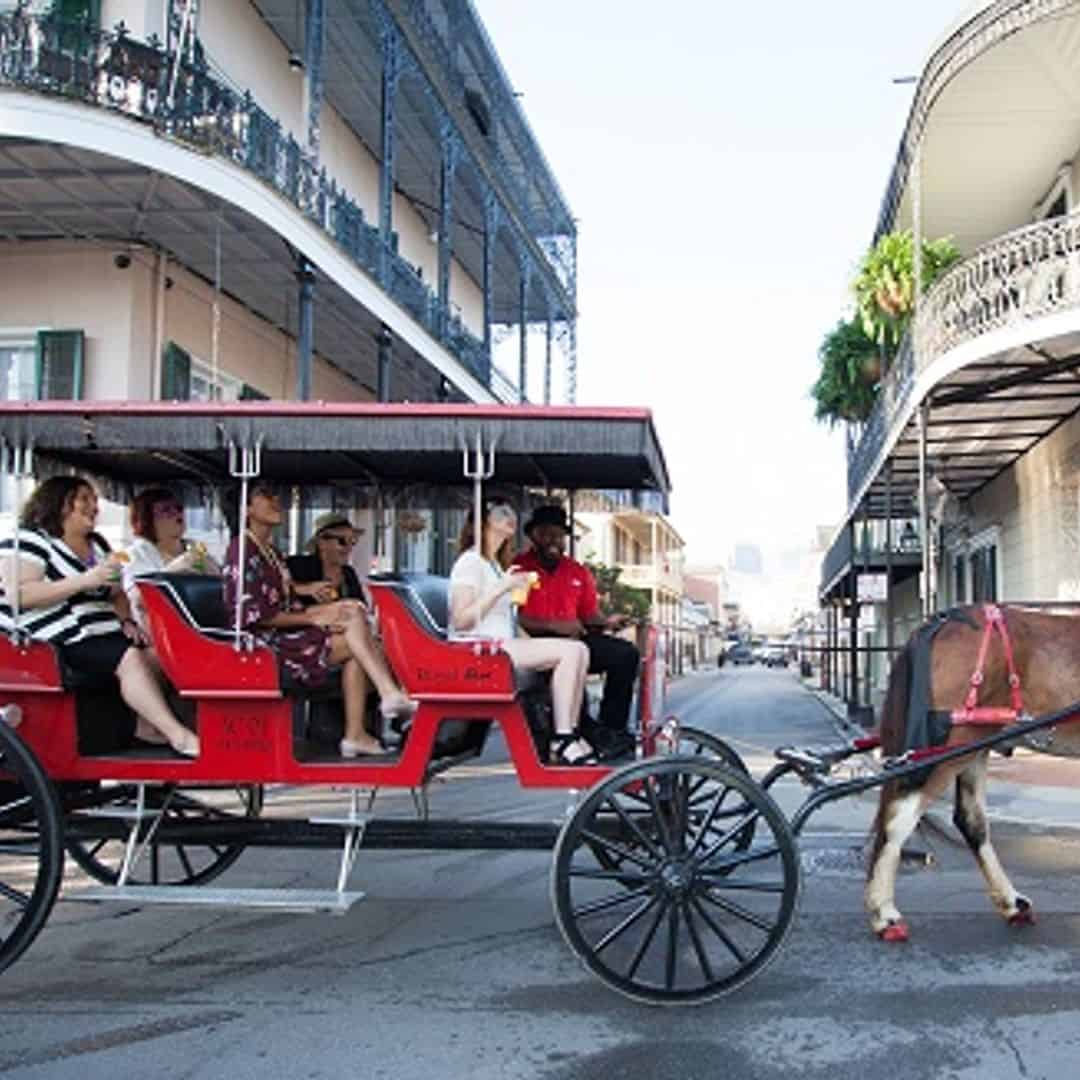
[949,603,1025,727]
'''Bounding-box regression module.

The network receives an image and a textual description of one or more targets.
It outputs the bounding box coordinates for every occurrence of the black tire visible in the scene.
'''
[0,720,64,976]
[66,784,263,886]
[677,725,749,775]
[552,757,800,1004]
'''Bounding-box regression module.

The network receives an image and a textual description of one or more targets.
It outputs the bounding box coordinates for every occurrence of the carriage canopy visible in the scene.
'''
[0,402,671,498]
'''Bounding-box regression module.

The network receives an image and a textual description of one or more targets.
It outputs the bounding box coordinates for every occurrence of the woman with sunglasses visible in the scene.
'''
[449,501,594,766]
[224,485,413,758]
[286,512,365,607]
[124,486,220,631]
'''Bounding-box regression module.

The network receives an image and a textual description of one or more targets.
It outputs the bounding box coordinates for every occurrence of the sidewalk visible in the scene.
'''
[802,676,1080,830]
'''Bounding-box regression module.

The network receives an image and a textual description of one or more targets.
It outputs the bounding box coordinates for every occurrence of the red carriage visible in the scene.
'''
[0,401,779,1005]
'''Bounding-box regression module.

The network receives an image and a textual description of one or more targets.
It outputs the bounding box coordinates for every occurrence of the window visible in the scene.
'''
[970,543,998,603]
[958,527,1000,604]
[36,330,84,399]
[953,554,967,605]
[0,339,36,401]
[161,342,248,402]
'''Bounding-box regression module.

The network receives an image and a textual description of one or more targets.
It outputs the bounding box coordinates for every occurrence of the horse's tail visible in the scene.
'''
[867,642,912,874]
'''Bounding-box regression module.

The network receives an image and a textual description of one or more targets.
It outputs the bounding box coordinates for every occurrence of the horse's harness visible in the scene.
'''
[950,603,1026,727]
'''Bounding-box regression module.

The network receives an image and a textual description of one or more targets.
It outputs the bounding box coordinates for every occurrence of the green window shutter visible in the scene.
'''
[161,342,192,401]
[51,0,102,25]
[239,383,270,400]
[35,330,84,400]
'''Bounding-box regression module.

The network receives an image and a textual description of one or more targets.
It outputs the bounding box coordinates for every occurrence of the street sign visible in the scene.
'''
[857,573,888,603]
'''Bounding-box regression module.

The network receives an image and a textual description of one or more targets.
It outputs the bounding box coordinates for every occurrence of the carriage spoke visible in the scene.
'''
[572,883,654,920]
[568,867,651,885]
[593,895,659,955]
[681,899,715,982]
[700,844,781,873]
[665,898,680,990]
[689,894,747,963]
[0,794,33,819]
[642,777,676,854]
[626,896,670,981]
[696,807,762,866]
[0,881,29,908]
[698,887,774,932]
[579,828,655,873]
[687,785,731,857]
[696,876,786,893]
[0,841,40,856]
[176,845,195,880]
[605,795,664,862]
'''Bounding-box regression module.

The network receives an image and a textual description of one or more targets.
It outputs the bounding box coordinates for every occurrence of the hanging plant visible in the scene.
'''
[397,509,428,535]
[853,231,960,356]
[811,318,879,428]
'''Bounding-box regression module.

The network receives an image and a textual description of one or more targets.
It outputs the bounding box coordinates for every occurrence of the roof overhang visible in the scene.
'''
[879,0,1080,251]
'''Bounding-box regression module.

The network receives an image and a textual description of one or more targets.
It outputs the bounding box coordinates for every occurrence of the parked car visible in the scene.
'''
[764,644,788,668]
[727,643,755,666]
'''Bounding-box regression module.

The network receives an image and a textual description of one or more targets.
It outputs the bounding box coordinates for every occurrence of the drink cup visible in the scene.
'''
[511,571,539,606]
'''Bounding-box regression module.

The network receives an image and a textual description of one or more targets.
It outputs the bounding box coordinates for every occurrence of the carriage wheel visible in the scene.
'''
[552,757,799,1004]
[585,727,753,879]
[677,725,749,774]
[0,720,64,976]
[66,784,263,886]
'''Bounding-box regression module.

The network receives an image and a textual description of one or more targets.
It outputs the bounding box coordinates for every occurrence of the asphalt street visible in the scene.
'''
[3,665,1080,1079]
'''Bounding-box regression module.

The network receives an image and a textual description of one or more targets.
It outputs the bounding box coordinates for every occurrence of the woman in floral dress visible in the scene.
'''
[223,483,413,757]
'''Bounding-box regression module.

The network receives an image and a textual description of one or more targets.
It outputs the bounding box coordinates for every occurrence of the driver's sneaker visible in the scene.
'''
[598,730,636,762]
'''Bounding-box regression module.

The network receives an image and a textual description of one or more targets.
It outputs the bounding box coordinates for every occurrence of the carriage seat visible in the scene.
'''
[142,572,229,630]
[138,572,340,698]
[369,572,548,695]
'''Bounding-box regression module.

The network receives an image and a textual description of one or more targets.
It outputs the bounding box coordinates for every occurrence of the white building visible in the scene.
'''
[822,0,1080,709]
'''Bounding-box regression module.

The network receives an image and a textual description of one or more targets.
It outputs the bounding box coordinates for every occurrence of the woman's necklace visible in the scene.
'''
[245,528,288,587]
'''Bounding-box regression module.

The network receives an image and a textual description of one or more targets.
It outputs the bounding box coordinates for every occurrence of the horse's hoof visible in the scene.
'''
[1008,898,1035,927]
[878,921,910,943]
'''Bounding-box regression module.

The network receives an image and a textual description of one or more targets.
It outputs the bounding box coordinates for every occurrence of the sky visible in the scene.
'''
[474,0,972,566]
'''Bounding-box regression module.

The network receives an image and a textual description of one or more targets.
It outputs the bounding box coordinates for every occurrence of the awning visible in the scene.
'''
[0,401,671,496]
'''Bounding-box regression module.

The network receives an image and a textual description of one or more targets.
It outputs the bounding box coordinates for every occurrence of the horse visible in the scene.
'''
[865,603,1080,941]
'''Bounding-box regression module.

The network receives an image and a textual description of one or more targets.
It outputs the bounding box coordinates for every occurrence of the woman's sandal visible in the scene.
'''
[169,730,200,759]
[549,732,599,766]
[379,696,418,722]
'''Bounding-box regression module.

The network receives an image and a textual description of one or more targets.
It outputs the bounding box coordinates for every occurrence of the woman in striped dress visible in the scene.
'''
[0,476,199,757]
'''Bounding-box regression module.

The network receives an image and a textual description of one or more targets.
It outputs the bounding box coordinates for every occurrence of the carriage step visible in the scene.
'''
[69,885,364,914]
[71,808,163,821]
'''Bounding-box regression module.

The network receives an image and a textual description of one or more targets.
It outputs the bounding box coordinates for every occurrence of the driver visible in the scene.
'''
[513,505,639,759]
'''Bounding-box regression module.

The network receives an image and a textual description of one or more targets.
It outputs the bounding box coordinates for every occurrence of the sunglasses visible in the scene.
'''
[152,501,184,518]
[319,532,356,548]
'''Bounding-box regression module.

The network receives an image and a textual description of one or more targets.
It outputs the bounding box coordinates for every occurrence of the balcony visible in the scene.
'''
[846,209,1080,511]
[820,518,922,600]
[617,561,683,597]
[0,12,495,391]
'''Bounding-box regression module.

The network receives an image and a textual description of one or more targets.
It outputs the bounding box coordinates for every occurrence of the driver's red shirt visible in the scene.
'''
[513,549,599,622]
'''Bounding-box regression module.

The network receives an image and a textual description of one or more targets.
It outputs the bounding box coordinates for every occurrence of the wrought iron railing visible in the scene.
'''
[847,207,1080,501]
[0,12,496,393]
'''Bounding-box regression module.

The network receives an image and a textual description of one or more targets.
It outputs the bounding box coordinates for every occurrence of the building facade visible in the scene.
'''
[821,0,1080,710]
[0,0,578,410]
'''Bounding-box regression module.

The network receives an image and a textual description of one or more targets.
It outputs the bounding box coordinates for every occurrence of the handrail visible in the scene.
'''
[0,12,497,393]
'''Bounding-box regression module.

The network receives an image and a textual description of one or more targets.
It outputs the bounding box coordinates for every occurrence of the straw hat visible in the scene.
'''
[305,512,363,551]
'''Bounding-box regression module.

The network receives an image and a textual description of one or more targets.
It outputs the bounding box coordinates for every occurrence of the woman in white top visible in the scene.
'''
[123,486,221,630]
[449,501,593,765]
[0,475,198,757]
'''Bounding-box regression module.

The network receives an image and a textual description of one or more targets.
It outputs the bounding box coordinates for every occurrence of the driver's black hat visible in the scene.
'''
[524,504,569,535]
